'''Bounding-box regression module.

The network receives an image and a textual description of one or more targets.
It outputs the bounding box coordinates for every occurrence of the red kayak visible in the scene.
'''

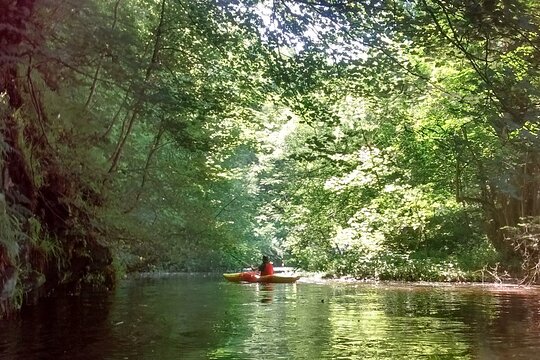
[223,272,300,283]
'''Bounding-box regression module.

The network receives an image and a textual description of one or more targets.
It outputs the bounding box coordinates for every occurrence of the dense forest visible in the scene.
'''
[1,0,540,317]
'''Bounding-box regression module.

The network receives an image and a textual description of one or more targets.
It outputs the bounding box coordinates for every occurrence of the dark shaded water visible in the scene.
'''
[2,275,540,359]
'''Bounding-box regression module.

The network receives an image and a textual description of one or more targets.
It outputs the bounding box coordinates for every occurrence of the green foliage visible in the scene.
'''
[501,217,540,284]
[4,0,540,320]
[230,0,540,281]
[0,195,21,261]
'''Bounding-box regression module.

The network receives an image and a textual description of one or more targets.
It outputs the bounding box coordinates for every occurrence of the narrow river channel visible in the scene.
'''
[1,274,540,359]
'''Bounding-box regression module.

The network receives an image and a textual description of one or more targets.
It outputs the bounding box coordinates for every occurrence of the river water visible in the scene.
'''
[1,274,540,359]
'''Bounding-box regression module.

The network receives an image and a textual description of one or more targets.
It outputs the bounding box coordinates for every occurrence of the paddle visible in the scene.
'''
[221,246,256,271]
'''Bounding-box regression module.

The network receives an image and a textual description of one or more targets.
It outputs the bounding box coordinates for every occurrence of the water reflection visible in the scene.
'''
[0,291,114,360]
[2,276,540,359]
[257,283,274,303]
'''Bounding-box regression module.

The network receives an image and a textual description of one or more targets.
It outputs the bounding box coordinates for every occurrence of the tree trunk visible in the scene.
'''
[108,0,167,174]
[84,0,122,110]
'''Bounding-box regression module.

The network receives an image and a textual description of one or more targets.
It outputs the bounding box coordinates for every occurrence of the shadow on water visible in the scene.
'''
[3,275,540,359]
[0,290,114,360]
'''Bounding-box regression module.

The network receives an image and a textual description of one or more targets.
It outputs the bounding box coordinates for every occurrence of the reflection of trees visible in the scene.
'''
[376,286,540,359]
[324,290,390,359]
[283,284,333,359]
[114,276,233,359]
[323,286,472,358]
[4,279,540,359]
[209,283,335,359]
[0,290,113,360]
[469,293,540,359]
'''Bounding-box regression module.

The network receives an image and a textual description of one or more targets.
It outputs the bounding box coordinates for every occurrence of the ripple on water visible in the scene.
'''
[2,276,540,359]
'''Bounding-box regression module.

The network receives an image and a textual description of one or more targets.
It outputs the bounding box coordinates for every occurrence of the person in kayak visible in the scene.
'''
[256,255,274,276]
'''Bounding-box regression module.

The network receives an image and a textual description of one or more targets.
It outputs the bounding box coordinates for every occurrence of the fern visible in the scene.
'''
[0,194,21,261]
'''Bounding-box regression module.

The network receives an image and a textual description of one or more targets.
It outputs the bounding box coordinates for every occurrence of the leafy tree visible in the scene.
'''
[232,0,540,278]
